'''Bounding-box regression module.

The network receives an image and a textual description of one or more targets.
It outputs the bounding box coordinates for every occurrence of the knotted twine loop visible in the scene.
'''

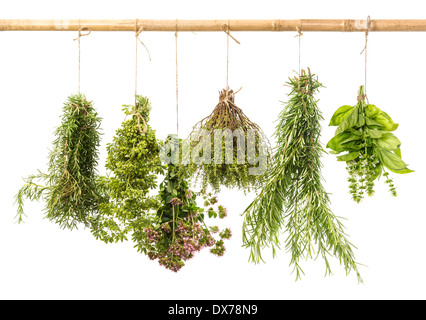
[221,21,240,97]
[175,19,179,137]
[73,25,91,93]
[133,19,151,134]
[359,16,371,103]
[295,26,303,75]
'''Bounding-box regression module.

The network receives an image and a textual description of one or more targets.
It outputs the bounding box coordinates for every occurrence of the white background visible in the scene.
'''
[0,0,425,300]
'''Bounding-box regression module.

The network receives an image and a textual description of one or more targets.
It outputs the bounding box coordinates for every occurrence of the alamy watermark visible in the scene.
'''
[160,129,268,175]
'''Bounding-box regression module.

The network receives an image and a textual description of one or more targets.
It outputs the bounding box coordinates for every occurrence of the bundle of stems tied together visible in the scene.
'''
[189,87,270,193]
[242,69,362,282]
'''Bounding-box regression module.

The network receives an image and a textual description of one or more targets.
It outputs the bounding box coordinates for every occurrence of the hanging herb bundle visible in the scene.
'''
[90,95,165,243]
[15,94,102,229]
[133,136,231,272]
[189,88,270,193]
[242,69,362,281]
[327,85,413,202]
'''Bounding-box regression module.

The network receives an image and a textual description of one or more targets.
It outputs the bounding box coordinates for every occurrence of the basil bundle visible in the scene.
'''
[327,85,413,202]
[15,94,102,229]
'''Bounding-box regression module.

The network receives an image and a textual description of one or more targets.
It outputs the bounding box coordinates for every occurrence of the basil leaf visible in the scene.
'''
[329,105,354,126]
[326,132,362,152]
[388,167,414,174]
[376,147,408,171]
[364,104,381,118]
[336,106,359,134]
[394,147,401,158]
[365,117,385,129]
[373,112,399,131]
[357,113,365,127]
[337,151,360,161]
[373,132,401,151]
[365,128,383,138]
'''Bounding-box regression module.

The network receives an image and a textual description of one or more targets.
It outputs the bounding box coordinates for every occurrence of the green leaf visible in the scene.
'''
[357,114,365,127]
[373,132,401,151]
[394,147,401,158]
[364,104,381,118]
[365,117,385,129]
[329,105,354,126]
[365,128,383,138]
[326,132,362,152]
[337,151,360,161]
[377,148,408,171]
[388,167,414,174]
[336,106,359,134]
[373,112,399,131]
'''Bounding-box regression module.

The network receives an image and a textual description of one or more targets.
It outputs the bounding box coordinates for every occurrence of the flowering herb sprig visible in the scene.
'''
[134,157,231,272]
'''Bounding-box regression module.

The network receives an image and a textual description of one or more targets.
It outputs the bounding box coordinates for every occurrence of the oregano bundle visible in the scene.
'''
[15,94,102,229]
[133,156,231,272]
[242,70,362,281]
[90,96,165,243]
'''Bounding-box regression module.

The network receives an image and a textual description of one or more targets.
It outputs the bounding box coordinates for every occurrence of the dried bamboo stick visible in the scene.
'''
[2,19,426,32]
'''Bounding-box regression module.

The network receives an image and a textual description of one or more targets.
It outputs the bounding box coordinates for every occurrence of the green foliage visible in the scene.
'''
[189,88,270,193]
[90,96,165,243]
[15,94,102,229]
[242,69,362,282]
[132,157,231,272]
[327,85,413,202]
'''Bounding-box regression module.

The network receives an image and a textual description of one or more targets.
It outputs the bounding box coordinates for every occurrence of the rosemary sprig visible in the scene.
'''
[15,94,102,229]
[242,69,362,282]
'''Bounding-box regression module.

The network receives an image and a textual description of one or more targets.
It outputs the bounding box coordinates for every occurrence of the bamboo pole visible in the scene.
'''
[2,19,426,32]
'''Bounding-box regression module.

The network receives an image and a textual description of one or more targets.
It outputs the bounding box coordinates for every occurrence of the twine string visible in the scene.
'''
[175,19,179,137]
[360,16,371,103]
[133,19,149,133]
[221,21,240,94]
[295,26,303,75]
[73,25,91,93]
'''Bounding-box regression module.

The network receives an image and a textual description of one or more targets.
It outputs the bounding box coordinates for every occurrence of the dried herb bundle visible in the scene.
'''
[15,94,102,229]
[90,96,165,243]
[189,88,269,192]
[327,85,413,202]
[242,70,362,281]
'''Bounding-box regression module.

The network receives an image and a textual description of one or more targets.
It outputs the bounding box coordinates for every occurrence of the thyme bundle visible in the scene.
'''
[15,94,102,229]
[327,85,413,202]
[90,96,165,243]
[242,70,362,281]
[189,88,269,193]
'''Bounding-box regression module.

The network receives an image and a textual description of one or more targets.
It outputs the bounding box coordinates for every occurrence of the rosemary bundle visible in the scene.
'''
[133,159,231,272]
[189,88,269,193]
[90,96,165,243]
[327,85,413,202]
[15,94,102,229]
[242,70,362,281]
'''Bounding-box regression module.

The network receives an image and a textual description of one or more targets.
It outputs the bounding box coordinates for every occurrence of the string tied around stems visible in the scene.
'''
[73,25,91,93]
[221,22,240,97]
[133,20,151,134]
[175,19,179,137]
[295,26,303,75]
[359,15,371,103]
